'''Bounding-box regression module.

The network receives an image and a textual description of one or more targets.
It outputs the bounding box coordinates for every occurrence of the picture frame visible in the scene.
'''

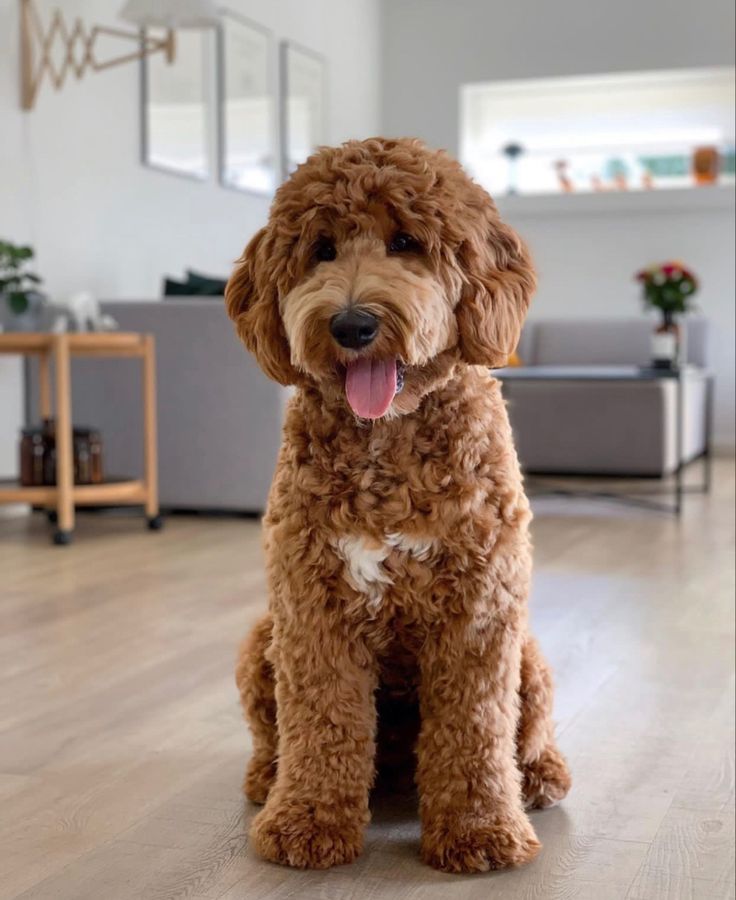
[279,41,326,179]
[218,13,277,195]
[141,28,212,181]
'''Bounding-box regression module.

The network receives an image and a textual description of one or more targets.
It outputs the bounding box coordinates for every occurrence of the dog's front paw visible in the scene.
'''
[421,809,540,873]
[522,746,572,810]
[250,801,365,869]
[243,755,277,805]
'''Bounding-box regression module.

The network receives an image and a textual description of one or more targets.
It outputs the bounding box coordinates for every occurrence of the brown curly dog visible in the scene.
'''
[226,137,571,874]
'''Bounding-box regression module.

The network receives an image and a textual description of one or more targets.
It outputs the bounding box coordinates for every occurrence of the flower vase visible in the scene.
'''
[651,312,681,370]
[1,291,45,332]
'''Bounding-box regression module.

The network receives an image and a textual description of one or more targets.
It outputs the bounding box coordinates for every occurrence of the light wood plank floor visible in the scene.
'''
[1,461,734,900]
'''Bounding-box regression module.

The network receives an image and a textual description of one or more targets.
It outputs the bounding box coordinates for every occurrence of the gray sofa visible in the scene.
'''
[27,307,710,511]
[29,299,287,512]
[502,318,711,476]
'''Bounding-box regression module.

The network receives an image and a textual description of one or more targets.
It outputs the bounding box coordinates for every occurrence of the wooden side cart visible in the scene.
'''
[0,332,161,545]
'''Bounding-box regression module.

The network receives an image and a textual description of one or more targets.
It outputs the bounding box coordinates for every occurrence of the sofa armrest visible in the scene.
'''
[503,374,708,476]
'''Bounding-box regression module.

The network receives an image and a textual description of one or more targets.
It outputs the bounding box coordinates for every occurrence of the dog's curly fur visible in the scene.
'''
[227,137,571,874]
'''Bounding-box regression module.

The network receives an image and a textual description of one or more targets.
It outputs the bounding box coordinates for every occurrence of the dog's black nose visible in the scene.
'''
[330,308,379,349]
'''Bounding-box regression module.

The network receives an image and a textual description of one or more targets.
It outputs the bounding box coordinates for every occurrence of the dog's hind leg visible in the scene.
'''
[235,614,278,804]
[517,636,572,809]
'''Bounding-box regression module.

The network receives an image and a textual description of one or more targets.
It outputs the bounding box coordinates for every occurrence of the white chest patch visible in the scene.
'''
[335,532,437,612]
[335,536,392,609]
[386,532,435,561]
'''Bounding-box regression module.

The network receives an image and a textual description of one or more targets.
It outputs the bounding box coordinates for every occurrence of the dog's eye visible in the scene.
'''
[388,232,419,254]
[314,238,337,263]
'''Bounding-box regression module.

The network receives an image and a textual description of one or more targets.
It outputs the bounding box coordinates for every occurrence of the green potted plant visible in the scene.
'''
[635,261,698,369]
[0,239,45,332]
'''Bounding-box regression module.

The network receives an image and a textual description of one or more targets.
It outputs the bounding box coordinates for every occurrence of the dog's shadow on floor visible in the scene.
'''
[370,783,420,825]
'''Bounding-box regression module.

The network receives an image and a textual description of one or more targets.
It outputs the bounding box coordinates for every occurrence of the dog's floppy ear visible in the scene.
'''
[455,216,536,368]
[225,227,297,385]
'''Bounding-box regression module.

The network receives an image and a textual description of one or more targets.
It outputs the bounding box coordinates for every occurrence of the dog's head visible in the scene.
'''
[226,137,535,419]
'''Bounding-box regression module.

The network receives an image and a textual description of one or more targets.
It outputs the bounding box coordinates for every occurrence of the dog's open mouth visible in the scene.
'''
[344,358,406,419]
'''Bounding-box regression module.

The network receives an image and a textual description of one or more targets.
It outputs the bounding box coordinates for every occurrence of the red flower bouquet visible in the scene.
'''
[635,261,698,323]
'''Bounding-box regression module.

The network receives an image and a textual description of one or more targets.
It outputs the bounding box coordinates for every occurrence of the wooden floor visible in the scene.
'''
[0,461,734,900]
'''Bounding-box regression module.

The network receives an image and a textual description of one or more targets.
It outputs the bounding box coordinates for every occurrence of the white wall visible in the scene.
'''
[2,0,380,294]
[381,0,735,448]
[381,0,735,153]
[0,0,381,474]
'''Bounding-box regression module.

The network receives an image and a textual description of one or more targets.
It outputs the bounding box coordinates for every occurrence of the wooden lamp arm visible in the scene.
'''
[20,0,175,110]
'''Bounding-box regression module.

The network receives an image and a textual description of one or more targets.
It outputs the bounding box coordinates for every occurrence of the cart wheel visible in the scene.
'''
[46,510,58,524]
[147,515,164,531]
[53,529,73,546]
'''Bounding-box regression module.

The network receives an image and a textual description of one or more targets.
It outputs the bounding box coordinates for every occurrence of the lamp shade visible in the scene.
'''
[119,0,220,28]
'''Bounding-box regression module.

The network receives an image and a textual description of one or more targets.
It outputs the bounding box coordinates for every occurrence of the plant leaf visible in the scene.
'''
[7,292,29,314]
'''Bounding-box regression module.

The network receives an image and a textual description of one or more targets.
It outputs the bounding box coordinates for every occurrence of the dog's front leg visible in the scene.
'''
[249,613,376,869]
[417,608,540,873]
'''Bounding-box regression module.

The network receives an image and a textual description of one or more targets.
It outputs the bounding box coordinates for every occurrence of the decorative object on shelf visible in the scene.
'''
[554,159,574,193]
[19,427,44,487]
[501,143,525,195]
[606,158,630,191]
[639,154,689,180]
[19,0,219,110]
[723,147,736,177]
[280,41,326,178]
[590,174,606,192]
[43,292,119,333]
[636,261,698,370]
[0,239,45,332]
[218,12,276,195]
[692,146,720,185]
[20,421,104,487]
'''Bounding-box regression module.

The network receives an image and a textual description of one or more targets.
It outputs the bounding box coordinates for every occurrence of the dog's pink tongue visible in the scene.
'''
[345,358,397,419]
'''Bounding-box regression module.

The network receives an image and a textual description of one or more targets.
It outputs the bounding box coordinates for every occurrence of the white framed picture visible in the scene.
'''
[280,41,326,178]
[218,13,276,194]
[141,29,212,180]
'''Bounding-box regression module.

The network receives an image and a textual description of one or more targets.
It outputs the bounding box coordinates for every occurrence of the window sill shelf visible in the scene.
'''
[495,184,735,218]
